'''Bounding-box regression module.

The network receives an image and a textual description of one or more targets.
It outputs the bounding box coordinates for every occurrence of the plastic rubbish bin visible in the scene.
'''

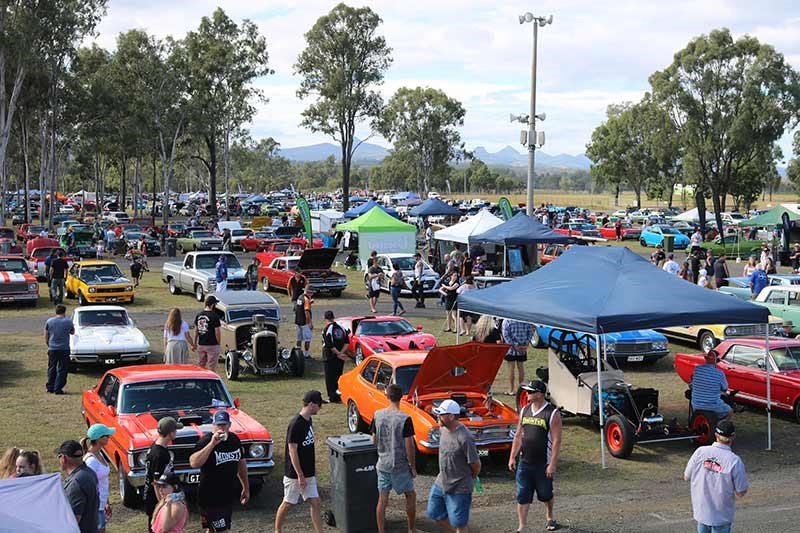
[325,433,378,532]
[662,234,675,253]
[165,237,177,257]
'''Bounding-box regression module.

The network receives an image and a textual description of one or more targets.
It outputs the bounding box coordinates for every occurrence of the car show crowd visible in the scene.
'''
[6,190,799,533]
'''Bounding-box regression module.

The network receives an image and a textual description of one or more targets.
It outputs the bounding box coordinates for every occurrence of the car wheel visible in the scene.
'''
[291,347,305,377]
[261,277,270,292]
[118,460,141,508]
[195,284,204,302]
[639,238,647,247]
[531,328,543,348]
[346,400,369,433]
[355,345,364,365]
[193,245,197,251]
[698,331,717,353]
[794,399,800,423]
[605,414,635,458]
[178,244,184,254]
[78,291,88,306]
[690,411,714,445]
[168,278,181,295]
[225,351,240,381]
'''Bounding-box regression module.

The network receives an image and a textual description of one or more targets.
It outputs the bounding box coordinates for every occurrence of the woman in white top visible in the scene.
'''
[163,308,194,364]
[82,424,116,533]
[742,256,757,277]
[456,276,478,336]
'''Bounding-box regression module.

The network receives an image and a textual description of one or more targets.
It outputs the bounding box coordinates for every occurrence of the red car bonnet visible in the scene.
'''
[406,342,510,397]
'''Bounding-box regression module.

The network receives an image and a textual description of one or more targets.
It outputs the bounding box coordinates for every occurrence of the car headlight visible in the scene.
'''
[28,283,37,291]
[125,286,133,292]
[652,341,668,351]
[373,347,385,353]
[508,426,517,438]
[605,342,616,353]
[249,443,267,458]
[427,427,440,443]
[88,287,96,293]
[136,452,148,467]
[724,326,736,336]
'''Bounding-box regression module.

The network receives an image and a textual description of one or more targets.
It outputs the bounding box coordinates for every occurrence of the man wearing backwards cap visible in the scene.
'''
[691,350,732,420]
[509,380,563,532]
[426,399,481,533]
[144,416,183,531]
[684,420,748,533]
[58,439,99,533]
[190,410,249,532]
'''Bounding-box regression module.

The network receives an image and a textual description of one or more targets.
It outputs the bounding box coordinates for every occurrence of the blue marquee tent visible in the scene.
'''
[410,197,462,217]
[468,211,572,246]
[345,199,398,219]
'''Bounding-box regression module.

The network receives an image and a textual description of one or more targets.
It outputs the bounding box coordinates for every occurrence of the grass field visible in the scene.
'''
[2,256,799,531]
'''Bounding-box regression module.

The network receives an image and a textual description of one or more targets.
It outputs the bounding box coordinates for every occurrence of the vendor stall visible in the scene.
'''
[336,206,417,269]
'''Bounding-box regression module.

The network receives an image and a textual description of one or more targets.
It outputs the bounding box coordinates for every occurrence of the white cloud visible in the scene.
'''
[91,0,800,157]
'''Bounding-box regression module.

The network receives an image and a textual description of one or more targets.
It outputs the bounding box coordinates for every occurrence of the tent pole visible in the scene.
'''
[504,245,507,275]
[456,309,461,344]
[596,333,606,469]
[765,327,771,450]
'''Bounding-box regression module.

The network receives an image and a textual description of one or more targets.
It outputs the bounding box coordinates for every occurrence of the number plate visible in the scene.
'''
[106,297,118,302]
[103,359,116,365]
[185,473,200,484]
[477,449,490,457]
[627,355,644,362]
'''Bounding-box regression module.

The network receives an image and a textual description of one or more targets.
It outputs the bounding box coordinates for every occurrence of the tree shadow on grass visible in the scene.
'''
[0,359,36,388]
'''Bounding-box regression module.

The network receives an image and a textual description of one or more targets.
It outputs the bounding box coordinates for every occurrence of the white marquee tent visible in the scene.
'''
[433,209,503,244]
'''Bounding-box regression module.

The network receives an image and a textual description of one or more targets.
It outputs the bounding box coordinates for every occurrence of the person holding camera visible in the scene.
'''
[151,468,188,533]
[189,411,249,532]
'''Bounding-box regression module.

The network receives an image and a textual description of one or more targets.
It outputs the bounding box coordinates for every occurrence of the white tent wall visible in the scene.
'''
[0,473,80,532]
[358,231,416,270]
[311,209,344,233]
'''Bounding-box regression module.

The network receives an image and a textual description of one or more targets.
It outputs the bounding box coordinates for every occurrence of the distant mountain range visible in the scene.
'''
[277,139,592,170]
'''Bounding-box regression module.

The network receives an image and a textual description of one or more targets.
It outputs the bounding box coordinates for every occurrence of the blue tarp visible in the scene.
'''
[468,211,572,246]
[457,246,770,333]
[345,199,398,219]
[410,197,462,217]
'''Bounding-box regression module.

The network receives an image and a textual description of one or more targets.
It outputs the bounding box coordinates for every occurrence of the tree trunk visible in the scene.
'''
[0,56,26,218]
[340,139,350,211]
[18,113,30,224]
[48,82,57,231]
[38,117,48,223]
[224,127,230,221]
[695,188,707,237]
[120,156,127,211]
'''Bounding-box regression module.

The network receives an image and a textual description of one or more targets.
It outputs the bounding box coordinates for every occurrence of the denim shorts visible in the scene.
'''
[516,461,553,504]
[377,469,414,494]
[427,483,472,529]
[296,325,313,342]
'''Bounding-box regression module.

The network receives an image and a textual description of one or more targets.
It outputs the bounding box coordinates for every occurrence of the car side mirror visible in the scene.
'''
[757,359,765,369]
[234,397,241,408]
[108,406,117,417]
[417,325,423,331]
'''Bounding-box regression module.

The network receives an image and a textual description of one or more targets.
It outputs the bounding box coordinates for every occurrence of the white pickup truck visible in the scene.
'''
[162,251,247,301]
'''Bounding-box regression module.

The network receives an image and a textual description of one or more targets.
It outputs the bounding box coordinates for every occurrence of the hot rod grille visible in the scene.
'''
[256,335,278,368]
[0,283,26,294]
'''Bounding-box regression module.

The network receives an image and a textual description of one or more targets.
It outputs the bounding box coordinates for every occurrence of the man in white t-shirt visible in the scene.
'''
[690,228,703,253]
[662,253,681,275]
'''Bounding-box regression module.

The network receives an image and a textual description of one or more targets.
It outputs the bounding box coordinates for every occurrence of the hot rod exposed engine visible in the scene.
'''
[225,314,305,380]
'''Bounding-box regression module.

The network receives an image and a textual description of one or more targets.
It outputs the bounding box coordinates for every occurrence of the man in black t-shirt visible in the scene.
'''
[287,269,306,301]
[274,390,327,533]
[189,410,248,532]
[144,416,182,530]
[321,310,350,403]
[194,295,221,371]
[49,251,69,305]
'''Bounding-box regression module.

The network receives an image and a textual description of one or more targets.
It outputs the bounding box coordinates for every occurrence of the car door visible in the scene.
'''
[723,345,768,405]
[66,263,80,294]
[783,291,800,333]
[356,359,381,420]
[364,362,394,423]
[762,289,789,318]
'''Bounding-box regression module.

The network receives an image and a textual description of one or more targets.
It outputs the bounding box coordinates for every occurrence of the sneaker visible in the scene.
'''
[54,390,65,395]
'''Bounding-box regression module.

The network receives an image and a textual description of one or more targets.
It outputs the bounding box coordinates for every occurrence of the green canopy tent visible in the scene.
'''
[738,205,800,227]
[336,206,417,269]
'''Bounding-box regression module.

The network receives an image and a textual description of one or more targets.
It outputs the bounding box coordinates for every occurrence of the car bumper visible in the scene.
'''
[605,350,669,363]
[197,244,223,251]
[419,437,513,454]
[84,293,134,303]
[0,292,38,302]
[70,351,151,364]
[309,281,347,291]
[126,459,275,488]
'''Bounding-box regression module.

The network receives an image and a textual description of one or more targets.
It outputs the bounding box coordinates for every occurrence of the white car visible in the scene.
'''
[367,253,441,295]
[70,306,151,366]
[229,228,252,250]
[106,211,130,224]
[58,205,76,215]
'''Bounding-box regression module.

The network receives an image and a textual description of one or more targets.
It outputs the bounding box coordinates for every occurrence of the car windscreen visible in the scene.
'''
[33,248,58,258]
[195,254,241,269]
[392,257,417,270]
[231,229,250,236]
[658,226,679,235]
[0,258,28,273]
[357,319,417,336]
[119,379,231,414]
[771,347,800,371]
[190,231,214,238]
[253,232,274,239]
[80,265,124,281]
[78,309,129,326]
[227,307,280,322]
[395,365,421,395]
[27,226,45,233]
[168,224,185,230]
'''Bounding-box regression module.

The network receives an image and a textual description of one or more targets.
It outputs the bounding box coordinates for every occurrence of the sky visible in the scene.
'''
[90,0,800,158]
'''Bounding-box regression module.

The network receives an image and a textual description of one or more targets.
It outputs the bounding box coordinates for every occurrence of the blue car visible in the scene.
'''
[639,225,690,249]
[531,325,669,364]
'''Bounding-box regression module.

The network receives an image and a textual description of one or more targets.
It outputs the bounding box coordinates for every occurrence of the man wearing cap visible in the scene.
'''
[295,285,314,360]
[691,350,732,420]
[144,416,183,530]
[215,255,228,292]
[684,420,748,533]
[509,380,563,532]
[195,295,222,370]
[275,391,326,533]
[190,410,249,532]
[426,399,480,533]
[321,310,350,403]
[58,440,99,533]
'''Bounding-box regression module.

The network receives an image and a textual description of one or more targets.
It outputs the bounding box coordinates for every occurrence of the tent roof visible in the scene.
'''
[336,206,416,233]
[410,197,462,217]
[344,199,398,218]
[458,246,769,333]
[469,211,573,246]
[433,209,503,244]
[738,205,800,227]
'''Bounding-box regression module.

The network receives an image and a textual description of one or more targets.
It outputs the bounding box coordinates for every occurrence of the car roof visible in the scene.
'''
[763,285,800,292]
[214,290,279,307]
[110,364,221,382]
[75,305,128,313]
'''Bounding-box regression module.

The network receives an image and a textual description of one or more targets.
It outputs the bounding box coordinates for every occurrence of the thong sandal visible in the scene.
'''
[546,519,558,531]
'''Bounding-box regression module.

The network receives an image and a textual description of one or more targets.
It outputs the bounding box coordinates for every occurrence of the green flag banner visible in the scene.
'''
[498,197,513,221]
[297,197,313,248]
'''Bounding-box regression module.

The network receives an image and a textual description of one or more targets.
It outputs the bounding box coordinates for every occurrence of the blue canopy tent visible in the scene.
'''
[468,211,572,274]
[410,197,463,217]
[345,199,399,219]
[457,246,773,466]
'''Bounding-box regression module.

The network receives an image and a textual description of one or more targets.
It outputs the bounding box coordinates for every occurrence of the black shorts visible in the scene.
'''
[201,505,233,531]
[368,288,381,298]
[505,351,528,362]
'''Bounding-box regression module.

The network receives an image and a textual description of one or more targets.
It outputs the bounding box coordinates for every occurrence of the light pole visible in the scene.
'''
[518,12,552,216]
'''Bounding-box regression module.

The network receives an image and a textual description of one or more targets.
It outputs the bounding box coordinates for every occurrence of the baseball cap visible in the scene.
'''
[55,440,83,458]
[157,416,183,436]
[324,310,335,320]
[213,411,231,425]
[520,380,547,394]
[87,423,116,441]
[704,350,720,364]
[303,390,328,406]
[432,399,461,416]
[155,467,181,487]
[715,420,735,438]
[205,295,218,306]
